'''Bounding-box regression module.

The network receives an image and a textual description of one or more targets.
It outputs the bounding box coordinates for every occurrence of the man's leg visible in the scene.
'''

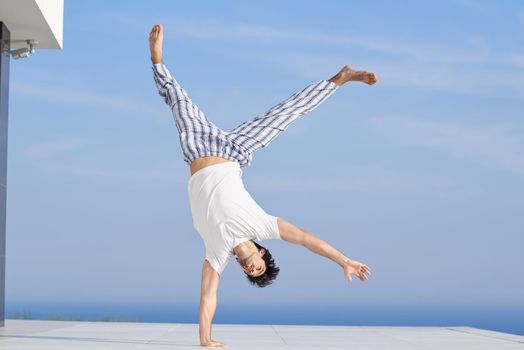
[152,63,220,135]
[150,24,222,162]
[227,66,377,155]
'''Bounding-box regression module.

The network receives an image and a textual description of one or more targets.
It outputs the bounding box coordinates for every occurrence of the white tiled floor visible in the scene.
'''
[1,320,523,349]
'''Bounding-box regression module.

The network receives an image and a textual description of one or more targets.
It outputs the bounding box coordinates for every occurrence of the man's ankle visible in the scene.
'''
[151,57,163,65]
[328,74,345,86]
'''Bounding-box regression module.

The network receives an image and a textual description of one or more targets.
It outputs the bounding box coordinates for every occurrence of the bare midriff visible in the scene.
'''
[190,156,235,176]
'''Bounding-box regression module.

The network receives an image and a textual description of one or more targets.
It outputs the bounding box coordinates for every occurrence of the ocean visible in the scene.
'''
[6,302,524,336]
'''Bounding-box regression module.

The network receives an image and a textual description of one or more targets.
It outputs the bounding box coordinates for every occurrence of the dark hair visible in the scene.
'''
[245,241,280,288]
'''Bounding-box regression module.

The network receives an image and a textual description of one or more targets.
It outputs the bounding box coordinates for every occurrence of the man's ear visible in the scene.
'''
[259,248,266,257]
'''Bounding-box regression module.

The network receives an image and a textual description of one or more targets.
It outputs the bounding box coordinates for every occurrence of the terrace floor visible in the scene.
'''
[1,319,524,349]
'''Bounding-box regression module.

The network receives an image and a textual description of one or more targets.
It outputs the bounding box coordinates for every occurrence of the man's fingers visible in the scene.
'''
[345,262,373,283]
[357,269,370,281]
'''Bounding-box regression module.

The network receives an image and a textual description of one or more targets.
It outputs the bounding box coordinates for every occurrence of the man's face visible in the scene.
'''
[238,248,266,277]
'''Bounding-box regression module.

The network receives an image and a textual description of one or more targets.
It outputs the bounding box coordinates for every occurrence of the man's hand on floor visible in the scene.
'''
[200,339,227,347]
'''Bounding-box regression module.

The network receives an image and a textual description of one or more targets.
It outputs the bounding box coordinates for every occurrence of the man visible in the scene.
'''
[149,24,374,347]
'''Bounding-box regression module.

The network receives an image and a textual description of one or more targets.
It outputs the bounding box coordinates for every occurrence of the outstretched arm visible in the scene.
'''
[199,260,226,347]
[277,217,372,282]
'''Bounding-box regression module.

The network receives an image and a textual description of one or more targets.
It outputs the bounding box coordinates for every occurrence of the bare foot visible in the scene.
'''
[329,65,378,86]
[149,24,163,64]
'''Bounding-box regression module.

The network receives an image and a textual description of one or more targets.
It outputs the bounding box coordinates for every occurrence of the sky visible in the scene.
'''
[5,0,524,310]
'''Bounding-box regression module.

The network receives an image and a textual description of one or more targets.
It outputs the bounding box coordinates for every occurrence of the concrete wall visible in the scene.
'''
[0,0,63,49]
[35,0,64,48]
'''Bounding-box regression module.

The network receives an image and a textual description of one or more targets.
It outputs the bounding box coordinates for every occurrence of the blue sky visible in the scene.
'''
[6,0,524,309]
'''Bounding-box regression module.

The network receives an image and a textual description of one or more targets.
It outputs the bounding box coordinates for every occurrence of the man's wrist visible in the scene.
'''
[339,256,351,267]
[199,327,211,343]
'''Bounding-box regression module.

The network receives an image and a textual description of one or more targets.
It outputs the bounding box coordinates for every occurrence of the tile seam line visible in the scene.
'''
[132,323,183,349]
[445,327,524,344]
[271,324,292,349]
[3,322,183,346]
[23,322,89,335]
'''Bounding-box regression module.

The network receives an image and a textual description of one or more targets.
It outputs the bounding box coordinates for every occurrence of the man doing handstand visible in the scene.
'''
[149,24,375,347]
